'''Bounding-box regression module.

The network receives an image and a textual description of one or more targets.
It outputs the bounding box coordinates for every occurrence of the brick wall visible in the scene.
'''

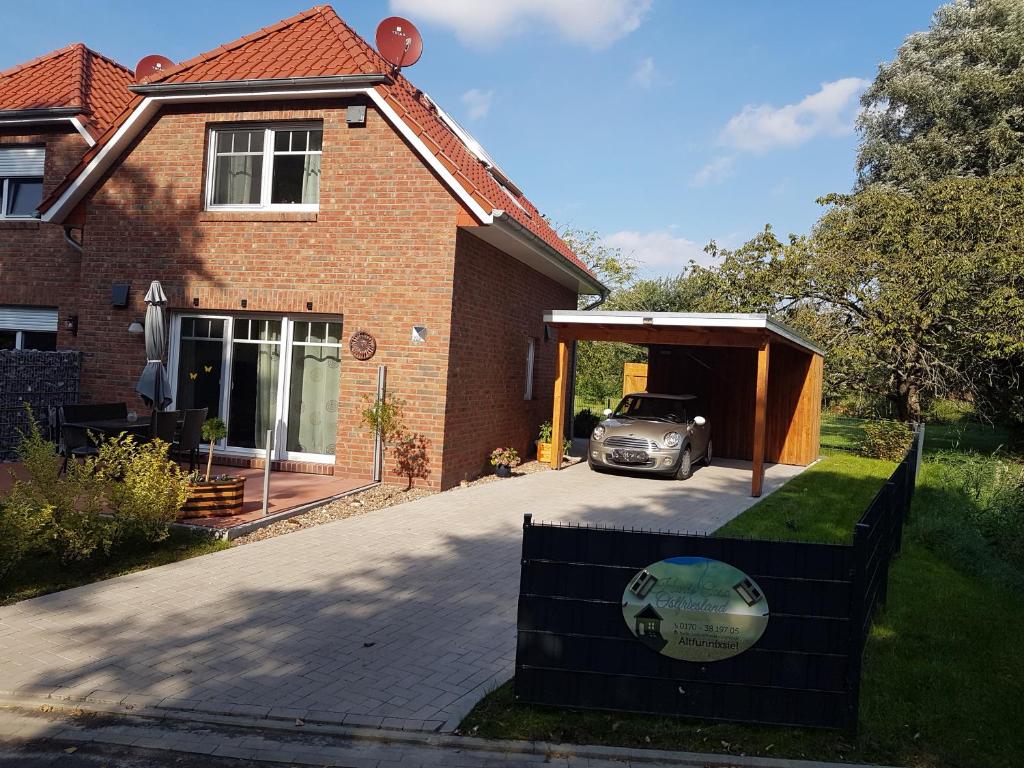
[0,126,88,348]
[73,99,462,487]
[441,229,577,487]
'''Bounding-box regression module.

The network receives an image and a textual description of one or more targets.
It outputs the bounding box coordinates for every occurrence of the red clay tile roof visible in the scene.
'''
[38,6,597,286]
[0,43,134,137]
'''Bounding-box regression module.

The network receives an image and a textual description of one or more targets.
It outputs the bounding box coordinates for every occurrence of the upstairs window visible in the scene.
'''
[206,125,322,210]
[0,146,45,219]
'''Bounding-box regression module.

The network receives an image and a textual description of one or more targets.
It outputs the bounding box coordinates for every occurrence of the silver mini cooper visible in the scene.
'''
[588,393,711,480]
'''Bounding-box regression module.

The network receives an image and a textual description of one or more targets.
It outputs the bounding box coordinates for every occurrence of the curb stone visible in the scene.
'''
[0,692,897,768]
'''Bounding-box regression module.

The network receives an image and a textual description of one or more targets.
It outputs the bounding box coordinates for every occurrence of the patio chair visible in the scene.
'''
[151,410,179,447]
[60,423,99,474]
[174,407,207,472]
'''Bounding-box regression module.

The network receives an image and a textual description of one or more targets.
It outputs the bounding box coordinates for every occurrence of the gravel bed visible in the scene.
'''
[231,455,582,546]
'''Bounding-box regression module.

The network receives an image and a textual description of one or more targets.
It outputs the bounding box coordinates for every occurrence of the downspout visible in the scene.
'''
[63,227,83,253]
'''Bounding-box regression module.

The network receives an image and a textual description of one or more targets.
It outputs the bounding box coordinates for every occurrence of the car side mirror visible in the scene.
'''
[603,408,613,417]
[693,416,706,426]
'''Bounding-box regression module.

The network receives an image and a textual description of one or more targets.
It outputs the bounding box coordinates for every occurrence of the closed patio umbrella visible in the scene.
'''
[135,280,172,410]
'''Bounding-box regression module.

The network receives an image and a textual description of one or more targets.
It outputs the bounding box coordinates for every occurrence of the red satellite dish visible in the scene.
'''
[134,54,175,82]
[375,16,423,70]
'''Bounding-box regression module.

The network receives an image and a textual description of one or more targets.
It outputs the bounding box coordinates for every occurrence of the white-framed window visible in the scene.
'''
[205,124,323,211]
[169,314,343,463]
[0,146,45,219]
[0,306,57,349]
[524,336,537,400]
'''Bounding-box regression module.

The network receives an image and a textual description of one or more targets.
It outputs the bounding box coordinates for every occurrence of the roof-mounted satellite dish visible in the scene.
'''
[134,54,175,82]
[375,16,423,71]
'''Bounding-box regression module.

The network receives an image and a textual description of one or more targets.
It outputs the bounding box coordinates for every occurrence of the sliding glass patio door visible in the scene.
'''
[170,314,341,464]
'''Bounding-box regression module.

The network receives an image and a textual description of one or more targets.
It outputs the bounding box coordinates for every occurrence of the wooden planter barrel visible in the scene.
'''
[536,441,552,463]
[180,477,245,518]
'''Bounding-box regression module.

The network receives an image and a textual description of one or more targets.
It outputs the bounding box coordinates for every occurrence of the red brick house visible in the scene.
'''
[1,6,603,489]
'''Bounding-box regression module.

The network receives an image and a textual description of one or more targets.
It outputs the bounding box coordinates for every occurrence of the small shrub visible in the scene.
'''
[201,417,227,481]
[858,419,914,461]
[573,409,601,438]
[98,436,191,545]
[490,447,521,468]
[537,420,553,443]
[924,398,976,425]
[0,495,45,581]
[9,416,111,564]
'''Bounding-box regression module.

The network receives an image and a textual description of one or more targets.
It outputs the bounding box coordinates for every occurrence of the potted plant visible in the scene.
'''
[490,447,521,478]
[180,417,245,518]
[536,421,572,463]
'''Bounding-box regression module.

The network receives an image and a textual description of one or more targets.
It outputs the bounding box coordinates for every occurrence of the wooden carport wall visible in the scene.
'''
[546,320,823,497]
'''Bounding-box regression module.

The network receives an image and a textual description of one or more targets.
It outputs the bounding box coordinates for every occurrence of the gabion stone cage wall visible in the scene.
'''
[0,350,81,460]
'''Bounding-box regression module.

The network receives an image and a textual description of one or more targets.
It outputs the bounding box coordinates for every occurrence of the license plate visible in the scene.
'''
[612,449,648,464]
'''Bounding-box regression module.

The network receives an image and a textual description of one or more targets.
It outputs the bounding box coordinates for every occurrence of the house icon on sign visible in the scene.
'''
[635,604,664,639]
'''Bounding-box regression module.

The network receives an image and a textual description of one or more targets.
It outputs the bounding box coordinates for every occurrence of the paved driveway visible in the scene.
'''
[0,459,804,733]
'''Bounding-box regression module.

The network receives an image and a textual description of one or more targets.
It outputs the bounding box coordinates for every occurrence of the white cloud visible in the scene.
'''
[461,88,494,120]
[631,56,656,89]
[720,77,870,152]
[390,0,651,49]
[691,156,735,187]
[603,228,713,275]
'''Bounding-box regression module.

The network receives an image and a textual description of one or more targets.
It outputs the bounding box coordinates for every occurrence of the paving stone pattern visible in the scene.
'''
[0,460,804,733]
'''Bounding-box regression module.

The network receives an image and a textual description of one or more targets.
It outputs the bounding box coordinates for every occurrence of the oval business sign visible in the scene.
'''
[622,557,769,662]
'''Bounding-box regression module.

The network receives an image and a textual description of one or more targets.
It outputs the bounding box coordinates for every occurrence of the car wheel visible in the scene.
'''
[675,448,692,480]
[704,440,712,466]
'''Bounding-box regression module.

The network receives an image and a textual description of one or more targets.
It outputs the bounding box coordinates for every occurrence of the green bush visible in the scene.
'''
[924,398,977,425]
[573,408,602,438]
[99,436,190,545]
[0,495,45,581]
[858,419,914,461]
[8,416,111,564]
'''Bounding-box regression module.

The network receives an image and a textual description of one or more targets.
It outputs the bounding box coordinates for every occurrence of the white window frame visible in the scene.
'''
[204,123,323,212]
[524,336,537,400]
[0,177,43,219]
[0,146,45,220]
[168,313,343,464]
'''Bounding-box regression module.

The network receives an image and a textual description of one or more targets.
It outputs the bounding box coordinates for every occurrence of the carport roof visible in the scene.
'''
[543,311,823,356]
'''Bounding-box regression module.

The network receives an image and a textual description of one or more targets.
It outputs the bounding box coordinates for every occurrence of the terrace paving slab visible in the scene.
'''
[0,459,803,733]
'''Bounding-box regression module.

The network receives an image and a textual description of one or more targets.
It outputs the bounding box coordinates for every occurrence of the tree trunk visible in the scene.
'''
[893,376,922,422]
[206,439,215,482]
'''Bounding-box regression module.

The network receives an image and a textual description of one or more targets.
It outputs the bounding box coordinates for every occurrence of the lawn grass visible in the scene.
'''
[821,414,1016,456]
[0,528,228,606]
[461,449,1024,767]
[716,450,894,544]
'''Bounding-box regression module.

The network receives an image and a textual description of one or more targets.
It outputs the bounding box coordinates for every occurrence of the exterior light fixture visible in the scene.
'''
[63,315,79,336]
[128,321,145,335]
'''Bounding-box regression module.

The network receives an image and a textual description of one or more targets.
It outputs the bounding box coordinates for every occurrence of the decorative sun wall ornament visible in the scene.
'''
[350,330,377,361]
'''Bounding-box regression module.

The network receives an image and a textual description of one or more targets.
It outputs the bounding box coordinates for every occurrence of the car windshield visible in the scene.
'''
[614,396,689,423]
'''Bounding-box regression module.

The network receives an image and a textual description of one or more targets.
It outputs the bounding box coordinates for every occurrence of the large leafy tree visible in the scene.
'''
[707,178,1024,421]
[858,0,1024,189]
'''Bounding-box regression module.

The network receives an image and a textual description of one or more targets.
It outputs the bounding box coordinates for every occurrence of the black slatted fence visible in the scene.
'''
[514,429,921,733]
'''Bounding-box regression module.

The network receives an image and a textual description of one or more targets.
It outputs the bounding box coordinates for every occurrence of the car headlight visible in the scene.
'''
[592,425,606,442]
[663,431,682,448]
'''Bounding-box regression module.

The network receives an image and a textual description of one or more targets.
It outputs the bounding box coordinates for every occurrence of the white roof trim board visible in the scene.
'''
[543,310,824,356]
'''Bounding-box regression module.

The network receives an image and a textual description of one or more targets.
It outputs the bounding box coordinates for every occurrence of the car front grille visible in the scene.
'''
[604,436,651,450]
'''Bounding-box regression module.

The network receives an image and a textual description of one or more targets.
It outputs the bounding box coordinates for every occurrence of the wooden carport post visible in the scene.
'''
[751,340,770,496]
[550,338,571,470]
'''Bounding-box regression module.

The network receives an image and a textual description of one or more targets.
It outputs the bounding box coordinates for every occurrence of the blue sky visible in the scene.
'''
[4,1,940,276]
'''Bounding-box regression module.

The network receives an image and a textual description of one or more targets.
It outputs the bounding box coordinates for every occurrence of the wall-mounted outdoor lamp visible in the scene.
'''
[64,315,79,336]
[128,321,145,335]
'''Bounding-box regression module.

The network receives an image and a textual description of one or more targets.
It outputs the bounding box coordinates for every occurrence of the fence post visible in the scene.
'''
[844,521,871,737]
[261,428,273,516]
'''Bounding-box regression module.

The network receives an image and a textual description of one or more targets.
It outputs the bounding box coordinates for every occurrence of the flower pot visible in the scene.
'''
[536,440,552,463]
[494,464,512,478]
[180,476,245,518]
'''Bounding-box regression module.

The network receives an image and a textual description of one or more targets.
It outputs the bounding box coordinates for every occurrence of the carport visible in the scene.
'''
[545,311,824,496]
